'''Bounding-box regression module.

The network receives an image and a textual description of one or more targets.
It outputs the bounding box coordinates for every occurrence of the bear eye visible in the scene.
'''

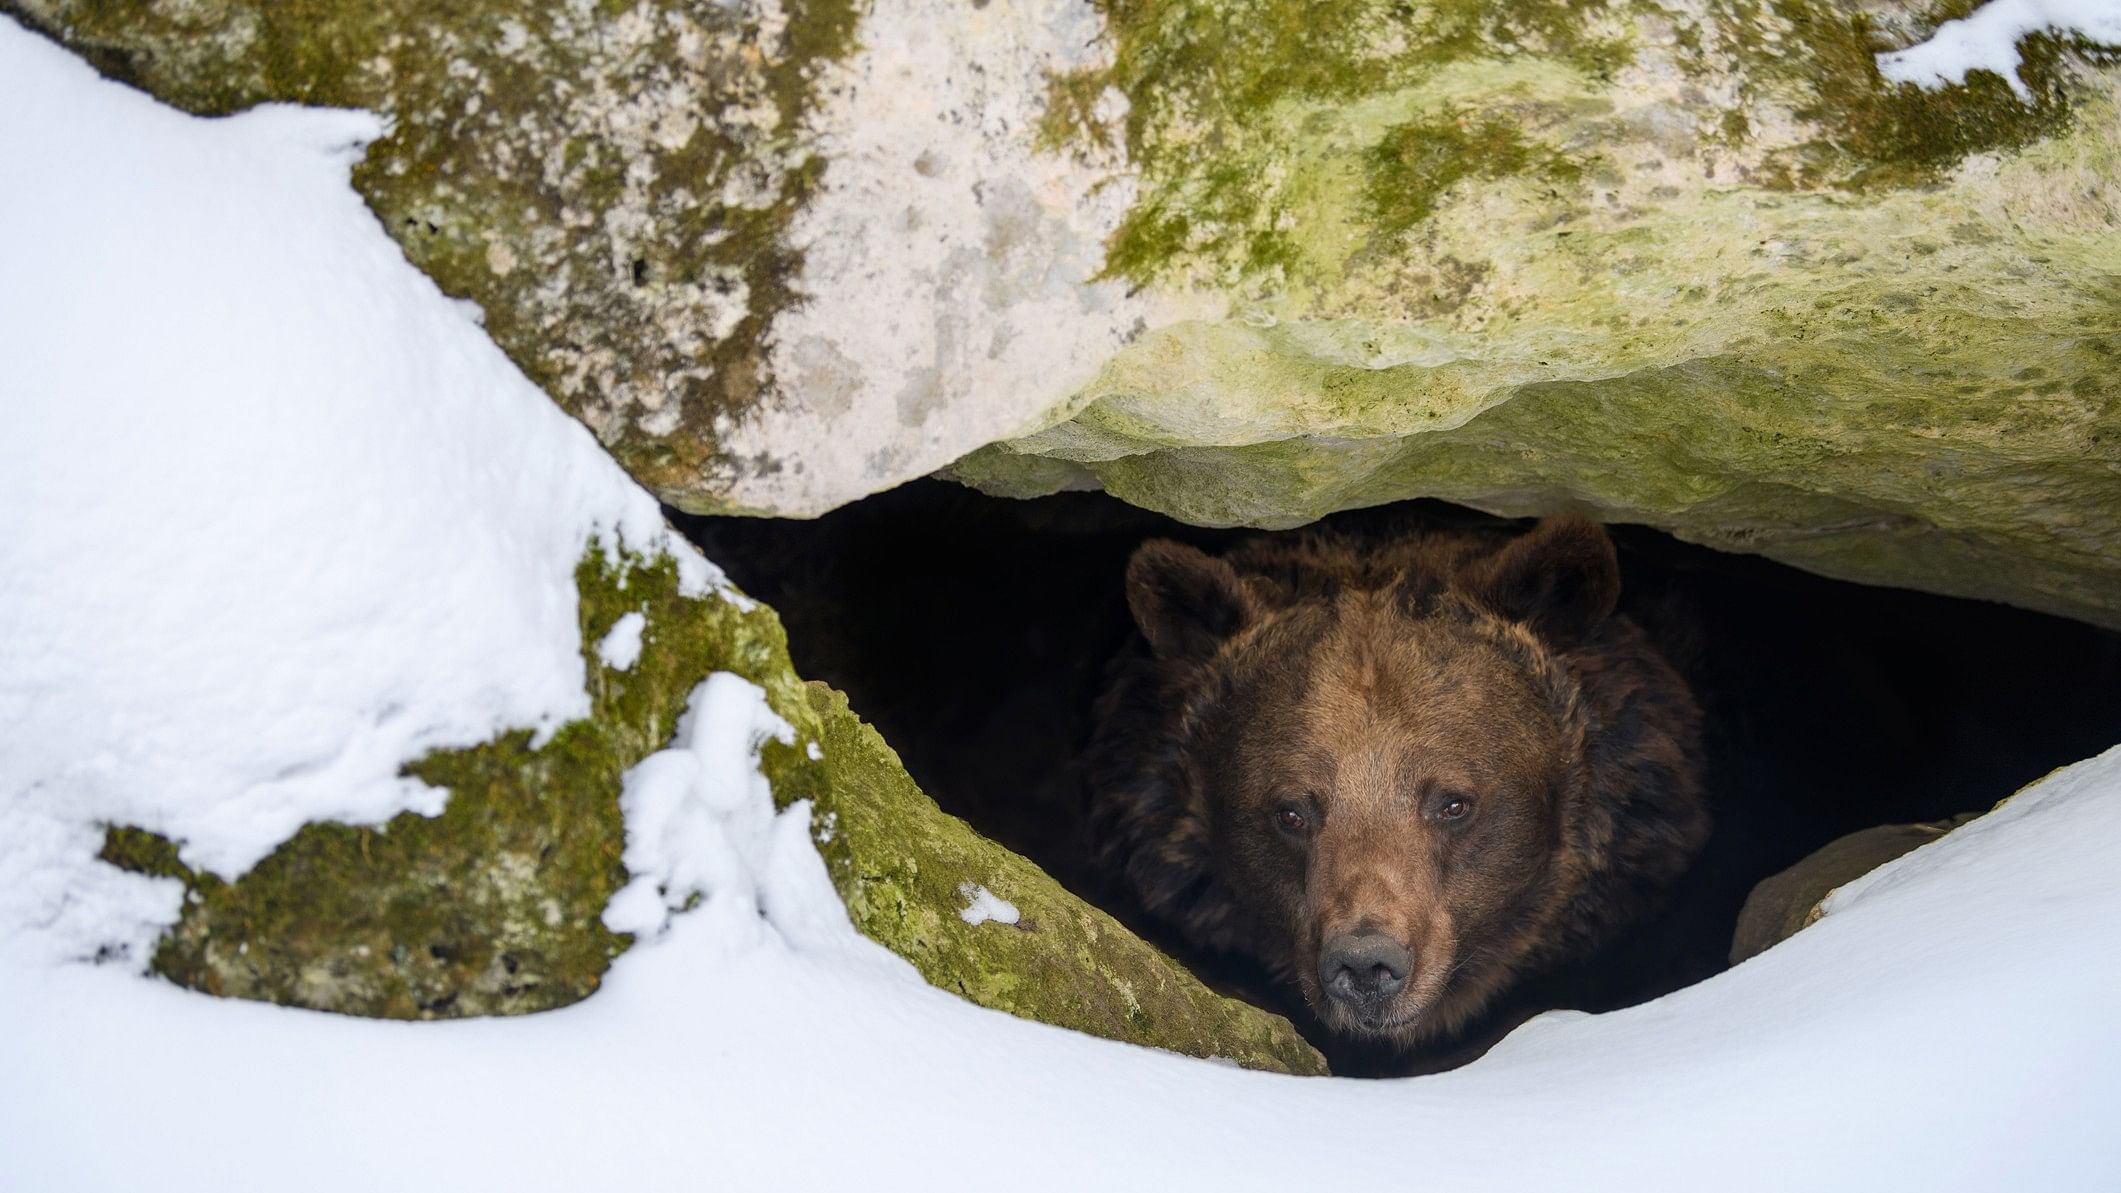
[1273,805,1308,835]
[1434,794,1475,822]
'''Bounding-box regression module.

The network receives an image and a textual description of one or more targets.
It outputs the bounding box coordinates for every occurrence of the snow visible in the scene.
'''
[596,611,648,672]
[7,713,2121,1190]
[957,883,1022,927]
[4,14,2121,1193]
[602,674,797,941]
[1877,0,2121,99]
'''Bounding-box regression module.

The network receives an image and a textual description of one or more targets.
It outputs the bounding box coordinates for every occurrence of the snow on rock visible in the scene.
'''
[1878,0,2121,98]
[603,674,796,942]
[957,883,1022,927]
[0,19,717,966]
[595,611,649,672]
[598,672,913,979]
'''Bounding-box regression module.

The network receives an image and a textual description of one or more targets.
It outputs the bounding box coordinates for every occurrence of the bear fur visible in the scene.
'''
[1085,516,1710,1049]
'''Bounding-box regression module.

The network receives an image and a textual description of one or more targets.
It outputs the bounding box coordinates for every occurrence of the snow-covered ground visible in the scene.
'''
[3,11,2120,1192]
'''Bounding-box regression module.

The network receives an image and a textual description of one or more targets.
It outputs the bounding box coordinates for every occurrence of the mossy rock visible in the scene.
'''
[99,544,1322,1075]
[965,0,2121,630]
[802,682,1321,1073]
[16,0,2121,626]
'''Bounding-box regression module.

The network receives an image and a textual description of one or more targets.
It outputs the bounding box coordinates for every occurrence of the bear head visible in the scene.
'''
[1090,516,1707,1047]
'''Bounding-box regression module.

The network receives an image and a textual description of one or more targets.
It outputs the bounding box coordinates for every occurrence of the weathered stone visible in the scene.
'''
[99,545,1322,1074]
[1731,813,1977,963]
[13,0,2120,626]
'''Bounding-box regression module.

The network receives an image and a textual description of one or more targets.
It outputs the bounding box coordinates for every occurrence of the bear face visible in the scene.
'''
[1087,517,1709,1049]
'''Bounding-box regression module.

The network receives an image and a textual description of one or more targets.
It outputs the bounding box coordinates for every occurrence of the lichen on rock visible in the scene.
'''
[96,542,1322,1073]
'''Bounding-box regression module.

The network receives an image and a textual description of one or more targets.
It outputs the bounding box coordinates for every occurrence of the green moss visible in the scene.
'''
[1101,202,1192,286]
[99,826,191,882]
[1718,107,1753,146]
[1365,111,1578,234]
[1059,0,1630,286]
[1730,0,2079,189]
[1038,67,1116,152]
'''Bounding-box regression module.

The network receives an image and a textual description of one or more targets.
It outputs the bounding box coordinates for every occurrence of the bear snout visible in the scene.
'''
[1318,930,1413,1019]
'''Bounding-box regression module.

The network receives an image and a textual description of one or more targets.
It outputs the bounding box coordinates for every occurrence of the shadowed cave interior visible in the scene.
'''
[670,480,2121,1076]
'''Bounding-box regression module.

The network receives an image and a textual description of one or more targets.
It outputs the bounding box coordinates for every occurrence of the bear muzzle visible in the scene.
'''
[1318,930,1414,1026]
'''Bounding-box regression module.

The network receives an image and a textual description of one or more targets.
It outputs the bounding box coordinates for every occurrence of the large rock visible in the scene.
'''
[958,0,2121,629]
[12,0,2119,627]
[1730,813,1978,963]
[99,545,1324,1075]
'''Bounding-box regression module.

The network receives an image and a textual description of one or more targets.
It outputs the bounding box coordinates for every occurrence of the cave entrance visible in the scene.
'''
[670,481,2121,1075]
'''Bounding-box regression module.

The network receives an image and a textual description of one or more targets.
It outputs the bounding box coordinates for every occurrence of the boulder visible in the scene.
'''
[1731,812,1978,963]
[12,0,2121,625]
[99,545,1324,1075]
[959,0,2121,630]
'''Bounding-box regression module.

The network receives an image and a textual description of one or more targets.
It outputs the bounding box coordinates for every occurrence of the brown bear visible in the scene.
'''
[1085,515,1710,1052]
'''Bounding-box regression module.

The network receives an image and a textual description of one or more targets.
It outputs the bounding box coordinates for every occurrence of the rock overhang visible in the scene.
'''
[12,0,2118,615]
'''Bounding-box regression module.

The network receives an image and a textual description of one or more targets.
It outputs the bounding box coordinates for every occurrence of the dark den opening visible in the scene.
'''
[672,480,2121,1076]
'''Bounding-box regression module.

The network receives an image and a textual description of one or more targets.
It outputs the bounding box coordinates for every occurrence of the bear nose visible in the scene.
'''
[1318,932,1412,1011]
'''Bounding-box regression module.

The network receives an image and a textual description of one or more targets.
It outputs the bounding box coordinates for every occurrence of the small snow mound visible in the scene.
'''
[957,883,1020,927]
[600,673,899,972]
[603,673,795,942]
[596,612,648,672]
[1876,0,2121,100]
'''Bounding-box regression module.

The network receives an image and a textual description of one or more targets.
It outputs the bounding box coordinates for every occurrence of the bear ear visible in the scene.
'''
[1466,515,1621,646]
[1125,540,1258,665]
